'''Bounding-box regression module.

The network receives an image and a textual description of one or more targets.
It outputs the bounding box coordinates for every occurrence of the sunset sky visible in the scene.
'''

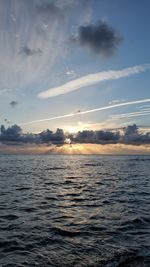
[0,0,150,154]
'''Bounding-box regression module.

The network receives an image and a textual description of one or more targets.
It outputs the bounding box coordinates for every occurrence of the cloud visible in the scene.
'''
[21,46,42,56]
[0,124,22,142]
[109,99,125,105]
[0,125,65,145]
[111,110,150,120]
[0,0,93,96]
[122,124,150,145]
[10,101,18,108]
[74,130,120,144]
[72,21,122,56]
[65,69,76,76]
[39,128,65,144]
[124,124,138,136]
[38,64,150,98]
[0,124,149,146]
[72,124,150,145]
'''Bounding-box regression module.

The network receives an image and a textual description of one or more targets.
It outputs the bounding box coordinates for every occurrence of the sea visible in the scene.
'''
[0,155,150,267]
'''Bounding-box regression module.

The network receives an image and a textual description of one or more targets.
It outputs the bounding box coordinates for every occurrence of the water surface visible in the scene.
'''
[0,155,150,266]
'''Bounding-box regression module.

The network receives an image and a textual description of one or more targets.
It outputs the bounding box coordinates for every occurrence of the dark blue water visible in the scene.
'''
[0,155,150,267]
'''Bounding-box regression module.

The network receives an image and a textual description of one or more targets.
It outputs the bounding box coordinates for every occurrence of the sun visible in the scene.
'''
[65,138,71,144]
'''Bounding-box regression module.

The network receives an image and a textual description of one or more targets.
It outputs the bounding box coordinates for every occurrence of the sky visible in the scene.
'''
[0,0,150,154]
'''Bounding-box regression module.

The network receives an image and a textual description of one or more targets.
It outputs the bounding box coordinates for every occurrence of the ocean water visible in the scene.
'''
[0,155,150,267]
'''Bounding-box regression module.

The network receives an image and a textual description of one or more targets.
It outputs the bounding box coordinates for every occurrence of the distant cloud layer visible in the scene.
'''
[38,64,150,98]
[0,124,149,146]
[73,21,122,56]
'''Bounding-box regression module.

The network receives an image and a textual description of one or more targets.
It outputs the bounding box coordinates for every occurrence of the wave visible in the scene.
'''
[0,155,150,266]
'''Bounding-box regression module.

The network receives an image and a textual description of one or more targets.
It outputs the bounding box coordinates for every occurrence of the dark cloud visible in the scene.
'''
[0,125,22,143]
[39,128,65,144]
[0,125,65,145]
[73,21,122,56]
[74,126,150,145]
[10,101,18,108]
[96,130,120,144]
[124,124,138,136]
[0,124,149,145]
[74,130,120,144]
[21,46,42,56]
[122,124,150,145]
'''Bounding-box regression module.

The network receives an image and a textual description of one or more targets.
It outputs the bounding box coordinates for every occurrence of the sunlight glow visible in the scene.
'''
[1,143,149,155]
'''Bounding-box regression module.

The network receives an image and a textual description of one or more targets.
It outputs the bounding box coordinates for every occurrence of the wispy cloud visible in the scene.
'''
[20,98,150,126]
[38,64,150,98]
[111,110,150,120]
[0,0,85,93]
[109,99,125,105]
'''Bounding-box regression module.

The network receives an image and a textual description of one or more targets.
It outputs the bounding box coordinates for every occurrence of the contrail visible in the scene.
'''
[19,98,150,126]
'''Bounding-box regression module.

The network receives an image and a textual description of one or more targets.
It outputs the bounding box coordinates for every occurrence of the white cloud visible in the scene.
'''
[109,99,125,105]
[38,64,150,98]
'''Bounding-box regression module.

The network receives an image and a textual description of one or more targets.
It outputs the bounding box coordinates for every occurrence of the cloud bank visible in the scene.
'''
[38,64,150,98]
[0,124,149,146]
[0,125,65,145]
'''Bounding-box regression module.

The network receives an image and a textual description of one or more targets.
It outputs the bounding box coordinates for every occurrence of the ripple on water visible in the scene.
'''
[0,155,150,266]
[0,215,19,221]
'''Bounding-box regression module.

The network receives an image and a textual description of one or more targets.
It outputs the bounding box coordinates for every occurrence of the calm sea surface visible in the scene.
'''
[0,155,150,267]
